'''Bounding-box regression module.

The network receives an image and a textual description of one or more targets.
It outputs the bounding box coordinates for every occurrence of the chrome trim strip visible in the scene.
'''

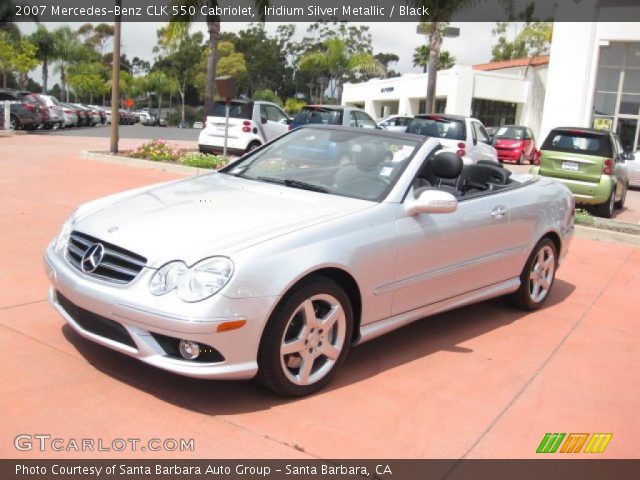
[374,246,527,295]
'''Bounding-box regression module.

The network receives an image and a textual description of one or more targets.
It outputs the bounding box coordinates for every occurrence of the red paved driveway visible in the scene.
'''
[1,135,639,459]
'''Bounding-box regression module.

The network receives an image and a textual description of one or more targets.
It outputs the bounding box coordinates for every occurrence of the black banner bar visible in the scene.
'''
[2,460,640,480]
[4,0,640,23]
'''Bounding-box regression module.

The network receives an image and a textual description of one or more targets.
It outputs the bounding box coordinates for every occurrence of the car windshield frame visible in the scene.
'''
[293,107,344,126]
[219,126,425,202]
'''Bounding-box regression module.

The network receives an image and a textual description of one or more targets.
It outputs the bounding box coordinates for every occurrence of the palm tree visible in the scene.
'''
[414,1,475,113]
[168,0,269,115]
[413,46,456,72]
[52,26,83,101]
[299,38,383,101]
[29,25,57,93]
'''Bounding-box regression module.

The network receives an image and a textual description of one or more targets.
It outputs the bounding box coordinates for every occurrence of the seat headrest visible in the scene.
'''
[432,151,463,179]
[353,144,386,171]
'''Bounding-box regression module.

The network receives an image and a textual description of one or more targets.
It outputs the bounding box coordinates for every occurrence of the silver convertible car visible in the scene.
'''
[44,126,574,396]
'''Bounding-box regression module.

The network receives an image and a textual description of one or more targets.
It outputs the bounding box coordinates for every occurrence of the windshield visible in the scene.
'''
[221,127,421,201]
[494,126,525,140]
[293,108,343,126]
[407,117,466,140]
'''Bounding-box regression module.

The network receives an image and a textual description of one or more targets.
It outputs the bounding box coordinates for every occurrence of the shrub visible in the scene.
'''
[254,89,282,106]
[180,152,228,169]
[574,208,595,226]
[127,139,180,162]
[284,98,307,115]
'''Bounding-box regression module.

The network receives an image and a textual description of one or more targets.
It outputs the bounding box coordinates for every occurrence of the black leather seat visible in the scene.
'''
[417,151,463,197]
[458,163,510,194]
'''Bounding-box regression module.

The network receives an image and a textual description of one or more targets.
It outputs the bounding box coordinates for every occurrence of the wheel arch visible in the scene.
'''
[539,230,562,264]
[273,266,363,345]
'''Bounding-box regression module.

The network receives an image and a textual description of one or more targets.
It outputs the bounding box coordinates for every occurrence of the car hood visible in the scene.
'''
[74,173,373,268]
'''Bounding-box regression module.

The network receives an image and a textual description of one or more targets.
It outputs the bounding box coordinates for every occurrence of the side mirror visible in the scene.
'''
[261,116,268,124]
[405,188,458,216]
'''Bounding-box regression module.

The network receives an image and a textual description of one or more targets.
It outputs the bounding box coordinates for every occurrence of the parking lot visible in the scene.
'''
[1,134,639,459]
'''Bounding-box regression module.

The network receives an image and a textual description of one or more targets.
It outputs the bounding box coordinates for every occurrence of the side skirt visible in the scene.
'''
[355,277,520,345]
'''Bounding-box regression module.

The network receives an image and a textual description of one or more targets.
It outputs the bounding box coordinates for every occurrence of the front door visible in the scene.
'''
[391,190,513,315]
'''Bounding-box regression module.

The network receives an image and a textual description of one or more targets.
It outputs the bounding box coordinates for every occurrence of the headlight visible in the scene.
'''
[149,257,234,302]
[149,261,187,296]
[54,213,76,252]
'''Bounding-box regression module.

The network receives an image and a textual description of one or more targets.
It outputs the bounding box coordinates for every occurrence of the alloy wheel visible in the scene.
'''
[279,294,347,386]
[528,245,555,303]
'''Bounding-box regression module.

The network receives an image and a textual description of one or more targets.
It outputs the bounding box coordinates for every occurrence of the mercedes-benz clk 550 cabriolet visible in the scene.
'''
[45,126,574,396]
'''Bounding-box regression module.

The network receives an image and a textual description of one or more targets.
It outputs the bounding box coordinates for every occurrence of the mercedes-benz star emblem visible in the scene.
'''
[81,243,105,273]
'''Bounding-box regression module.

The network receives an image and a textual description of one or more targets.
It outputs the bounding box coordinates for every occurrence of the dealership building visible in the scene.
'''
[342,21,640,151]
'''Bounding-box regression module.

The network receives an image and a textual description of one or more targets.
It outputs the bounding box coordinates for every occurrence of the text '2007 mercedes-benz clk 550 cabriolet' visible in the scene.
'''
[44,126,574,396]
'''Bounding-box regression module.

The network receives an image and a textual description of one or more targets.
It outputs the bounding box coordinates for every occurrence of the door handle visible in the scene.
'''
[491,206,507,219]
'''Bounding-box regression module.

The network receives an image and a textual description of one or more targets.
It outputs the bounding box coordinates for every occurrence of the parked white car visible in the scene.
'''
[628,150,640,188]
[59,104,78,128]
[199,100,290,155]
[34,94,65,129]
[193,121,204,129]
[135,110,154,125]
[377,115,413,133]
[407,114,498,164]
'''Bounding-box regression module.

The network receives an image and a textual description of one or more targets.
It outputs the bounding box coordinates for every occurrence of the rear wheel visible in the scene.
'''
[257,277,353,396]
[246,141,261,154]
[509,238,557,310]
[615,183,628,209]
[595,189,615,218]
[9,114,19,130]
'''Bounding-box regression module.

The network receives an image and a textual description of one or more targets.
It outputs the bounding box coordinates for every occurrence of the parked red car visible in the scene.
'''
[491,125,537,164]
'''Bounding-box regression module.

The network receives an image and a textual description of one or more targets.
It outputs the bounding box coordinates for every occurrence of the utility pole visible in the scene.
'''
[110,0,122,154]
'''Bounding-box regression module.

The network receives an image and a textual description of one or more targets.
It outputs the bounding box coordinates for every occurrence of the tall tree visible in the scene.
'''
[0,31,38,88]
[29,25,56,93]
[413,45,456,72]
[52,26,84,101]
[414,0,475,113]
[299,37,383,101]
[168,0,269,116]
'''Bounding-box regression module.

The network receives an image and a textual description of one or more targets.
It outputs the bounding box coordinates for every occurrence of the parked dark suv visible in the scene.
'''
[0,89,42,130]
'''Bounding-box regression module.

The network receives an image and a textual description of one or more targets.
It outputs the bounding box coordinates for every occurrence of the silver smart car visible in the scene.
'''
[45,126,574,396]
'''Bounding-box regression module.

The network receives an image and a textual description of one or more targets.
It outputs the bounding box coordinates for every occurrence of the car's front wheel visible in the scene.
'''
[510,238,557,310]
[257,277,353,396]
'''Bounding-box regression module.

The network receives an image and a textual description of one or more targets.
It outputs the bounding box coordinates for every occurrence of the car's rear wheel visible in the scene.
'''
[595,189,615,218]
[257,277,353,396]
[615,183,628,209]
[246,141,261,153]
[509,238,557,310]
[9,114,19,130]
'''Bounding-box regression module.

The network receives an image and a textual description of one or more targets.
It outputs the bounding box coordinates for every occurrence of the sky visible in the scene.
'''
[18,21,498,86]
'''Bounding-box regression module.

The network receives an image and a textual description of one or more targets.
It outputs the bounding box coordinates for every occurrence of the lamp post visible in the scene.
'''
[416,24,460,114]
[109,0,122,154]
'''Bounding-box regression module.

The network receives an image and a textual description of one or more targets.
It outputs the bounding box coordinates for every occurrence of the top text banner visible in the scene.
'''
[5,0,640,22]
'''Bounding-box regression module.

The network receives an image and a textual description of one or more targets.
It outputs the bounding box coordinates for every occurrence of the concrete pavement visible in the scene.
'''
[1,135,639,459]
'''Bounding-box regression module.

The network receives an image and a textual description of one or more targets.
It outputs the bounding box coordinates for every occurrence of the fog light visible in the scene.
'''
[179,340,200,360]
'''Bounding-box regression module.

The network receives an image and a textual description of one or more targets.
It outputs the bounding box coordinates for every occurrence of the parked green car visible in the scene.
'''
[530,127,630,218]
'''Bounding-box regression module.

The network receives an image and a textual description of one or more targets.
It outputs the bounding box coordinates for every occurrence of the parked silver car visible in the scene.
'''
[44,126,574,396]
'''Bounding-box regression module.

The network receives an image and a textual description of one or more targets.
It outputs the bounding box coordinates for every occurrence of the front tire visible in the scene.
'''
[509,238,557,310]
[257,277,353,396]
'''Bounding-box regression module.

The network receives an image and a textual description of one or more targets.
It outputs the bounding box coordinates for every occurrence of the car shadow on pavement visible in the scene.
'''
[62,279,575,414]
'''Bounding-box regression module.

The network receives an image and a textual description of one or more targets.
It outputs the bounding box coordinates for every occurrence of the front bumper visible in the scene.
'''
[44,243,278,380]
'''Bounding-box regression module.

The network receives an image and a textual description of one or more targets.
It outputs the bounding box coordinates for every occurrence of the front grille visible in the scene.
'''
[66,231,146,284]
[56,292,137,349]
